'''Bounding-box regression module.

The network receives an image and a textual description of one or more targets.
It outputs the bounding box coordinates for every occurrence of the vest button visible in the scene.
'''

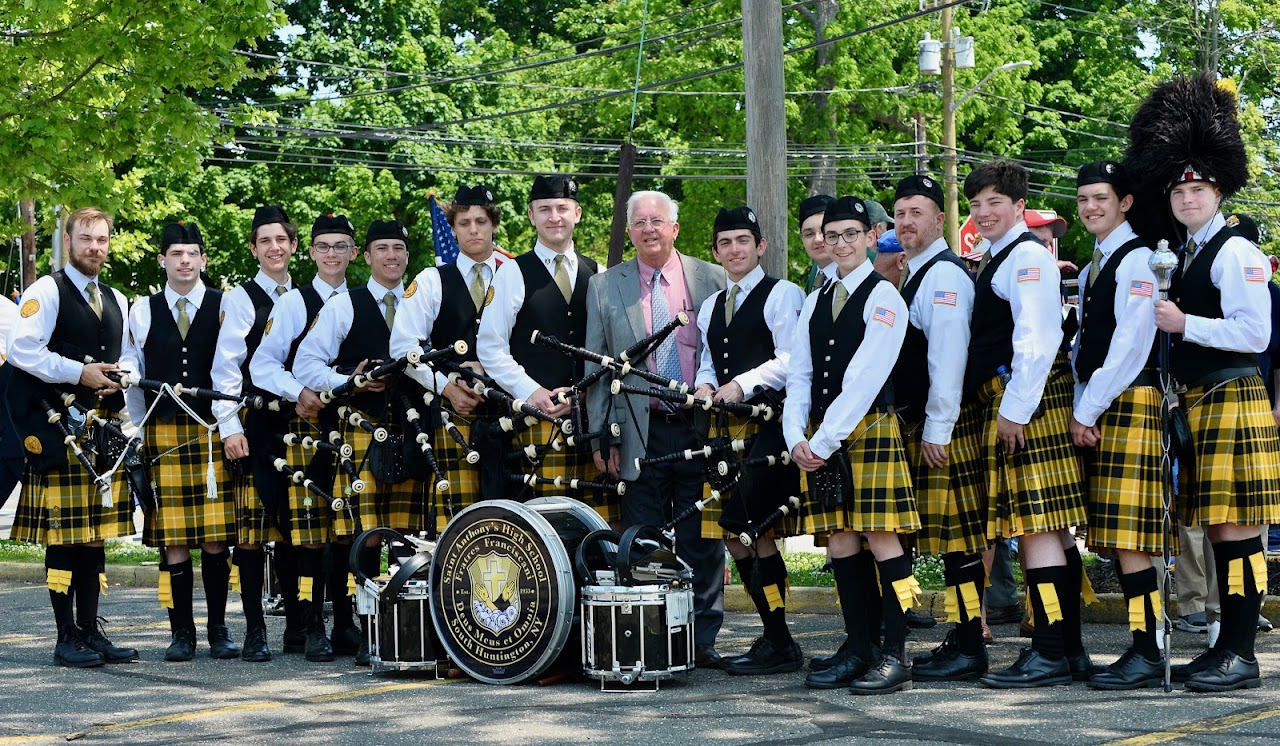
[567,311,573,317]
[829,339,835,346]
[723,338,729,344]
[723,368,729,375]
[825,355,831,361]
[822,388,828,395]
[823,372,829,378]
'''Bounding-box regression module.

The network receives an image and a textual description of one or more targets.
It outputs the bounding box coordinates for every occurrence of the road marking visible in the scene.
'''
[303,679,455,702]
[1100,703,1280,745]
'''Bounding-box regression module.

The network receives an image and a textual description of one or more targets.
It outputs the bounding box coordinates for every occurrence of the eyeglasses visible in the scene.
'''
[630,218,669,231]
[312,242,353,254]
[823,228,865,246]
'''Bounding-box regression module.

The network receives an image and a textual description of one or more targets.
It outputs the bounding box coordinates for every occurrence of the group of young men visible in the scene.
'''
[5,75,1276,698]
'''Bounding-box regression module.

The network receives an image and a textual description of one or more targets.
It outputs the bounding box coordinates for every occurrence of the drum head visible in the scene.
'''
[430,497,606,684]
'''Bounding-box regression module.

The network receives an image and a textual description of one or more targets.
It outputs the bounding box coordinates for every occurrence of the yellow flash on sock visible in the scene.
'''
[99,572,108,596]
[892,575,921,613]
[158,570,174,610]
[299,576,314,602]
[347,572,357,598]
[46,568,72,594]
[1228,557,1245,596]
[1037,582,1063,624]
[228,563,241,594]
[1128,595,1147,632]
[960,580,981,620]
[1250,552,1267,593]
[1081,567,1099,606]
[763,583,784,611]
[944,586,961,623]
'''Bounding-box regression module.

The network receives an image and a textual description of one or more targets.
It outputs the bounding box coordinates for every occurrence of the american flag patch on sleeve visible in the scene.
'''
[873,307,896,326]
[933,290,957,306]
[1017,267,1040,282]
[1244,266,1268,282]
[1129,280,1153,297]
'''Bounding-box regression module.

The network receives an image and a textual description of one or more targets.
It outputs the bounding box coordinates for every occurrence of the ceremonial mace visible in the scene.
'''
[1149,238,1179,693]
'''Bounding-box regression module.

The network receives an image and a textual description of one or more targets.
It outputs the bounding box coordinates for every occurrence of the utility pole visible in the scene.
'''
[742,0,788,278]
[914,112,928,175]
[940,4,960,251]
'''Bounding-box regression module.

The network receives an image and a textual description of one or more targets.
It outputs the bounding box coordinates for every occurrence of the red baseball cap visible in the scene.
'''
[1025,209,1068,238]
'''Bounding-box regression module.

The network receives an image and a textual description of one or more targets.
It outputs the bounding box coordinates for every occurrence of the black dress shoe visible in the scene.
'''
[694,644,721,669]
[54,626,105,668]
[850,654,912,695]
[1067,650,1102,681]
[166,627,197,662]
[906,609,938,629]
[912,628,957,667]
[1185,650,1261,692]
[914,644,988,681]
[240,627,272,663]
[722,637,804,676]
[282,626,306,654]
[805,653,871,689]
[305,625,335,663]
[79,618,138,663]
[331,625,361,656]
[809,637,855,672]
[1172,647,1222,683]
[979,648,1071,688]
[1088,649,1163,690]
[207,624,241,660]
[986,604,1024,626]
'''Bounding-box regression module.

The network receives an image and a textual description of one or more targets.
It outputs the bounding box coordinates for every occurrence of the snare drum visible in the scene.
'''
[430,496,608,685]
[370,575,448,673]
[580,580,694,690]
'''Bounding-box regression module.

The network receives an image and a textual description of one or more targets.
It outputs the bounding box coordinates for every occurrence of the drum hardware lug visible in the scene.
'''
[612,660,645,685]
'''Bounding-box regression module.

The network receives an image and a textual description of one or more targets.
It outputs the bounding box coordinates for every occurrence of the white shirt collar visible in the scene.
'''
[989,220,1031,258]
[728,265,765,296]
[836,258,874,290]
[253,269,291,295]
[165,281,207,311]
[455,252,497,277]
[367,278,404,301]
[1096,220,1138,259]
[63,263,96,292]
[1190,212,1228,249]
[534,241,576,267]
[311,276,347,295]
[907,237,952,272]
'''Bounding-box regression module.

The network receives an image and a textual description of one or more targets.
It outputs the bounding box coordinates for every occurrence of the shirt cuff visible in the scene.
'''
[1182,314,1210,346]
[283,379,304,402]
[997,390,1037,425]
[808,430,838,461]
[1073,400,1104,429]
[218,418,244,439]
[733,372,763,400]
[921,419,954,446]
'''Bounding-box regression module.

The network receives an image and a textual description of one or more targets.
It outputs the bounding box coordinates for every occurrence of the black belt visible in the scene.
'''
[649,407,686,425]
[1185,366,1261,389]
[1128,370,1160,389]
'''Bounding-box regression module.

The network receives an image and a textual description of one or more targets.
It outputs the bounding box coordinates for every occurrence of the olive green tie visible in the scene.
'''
[86,282,103,320]
[382,292,396,330]
[976,250,992,276]
[553,255,573,303]
[176,297,191,339]
[1184,238,1198,274]
[469,264,487,310]
[899,266,911,291]
[725,285,739,324]
[831,283,849,320]
[275,285,287,297]
[1088,247,1103,287]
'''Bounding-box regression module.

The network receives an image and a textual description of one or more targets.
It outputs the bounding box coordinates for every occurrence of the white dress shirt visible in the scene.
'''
[211,270,292,438]
[391,253,499,392]
[905,237,975,445]
[294,278,404,394]
[249,276,347,402]
[122,282,211,427]
[1181,212,1272,355]
[694,265,804,400]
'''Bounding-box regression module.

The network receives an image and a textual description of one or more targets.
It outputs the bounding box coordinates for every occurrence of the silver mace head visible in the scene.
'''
[1149,239,1178,295]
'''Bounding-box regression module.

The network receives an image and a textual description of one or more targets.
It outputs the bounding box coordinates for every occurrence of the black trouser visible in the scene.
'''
[622,414,725,647]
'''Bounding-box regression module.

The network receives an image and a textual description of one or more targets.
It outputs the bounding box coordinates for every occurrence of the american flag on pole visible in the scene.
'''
[429,193,460,265]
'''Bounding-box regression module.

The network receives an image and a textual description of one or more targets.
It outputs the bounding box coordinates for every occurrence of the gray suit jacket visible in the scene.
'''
[585,253,726,481]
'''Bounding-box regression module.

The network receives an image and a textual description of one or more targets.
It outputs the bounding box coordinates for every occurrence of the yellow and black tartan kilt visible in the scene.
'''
[1180,375,1280,527]
[800,411,919,545]
[1082,386,1174,555]
[142,414,237,547]
[700,415,802,541]
[342,415,427,535]
[958,359,1085,540]
[9,443,134,546]
[902,420,988,557]
[429,413,485,535]
[287,416,345,546]
[234,411,285,545]
[515,419,620,524]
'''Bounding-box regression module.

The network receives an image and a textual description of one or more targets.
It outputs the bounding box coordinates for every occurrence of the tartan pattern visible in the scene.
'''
[233,412,284,545]
[959,356,1086,540]
[1082,386,1174,554]
[1180,375,1280,526]
[699,415,801,541]
[429,413,484,535]
[799,411,919,544]
[287,416,343,546]
[902,420,988,556]
[142,414,237,547]
[344,411,427,535]
[10,450,134,546]
[514,418,619,523]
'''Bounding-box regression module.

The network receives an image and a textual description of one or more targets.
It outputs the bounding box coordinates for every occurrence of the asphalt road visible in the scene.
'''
[2,582,1280,745]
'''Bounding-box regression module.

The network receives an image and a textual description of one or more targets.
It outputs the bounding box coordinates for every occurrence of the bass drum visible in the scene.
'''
[430,496,608,684]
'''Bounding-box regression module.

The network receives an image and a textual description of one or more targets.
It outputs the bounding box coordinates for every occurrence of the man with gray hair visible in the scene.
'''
[585,190,727,666]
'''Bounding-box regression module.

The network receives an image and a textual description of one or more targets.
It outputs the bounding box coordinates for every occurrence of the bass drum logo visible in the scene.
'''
[468,551,520,634]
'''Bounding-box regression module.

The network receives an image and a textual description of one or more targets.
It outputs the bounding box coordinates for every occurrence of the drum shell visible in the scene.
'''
[372,578,448,670]
[580,583,694,683]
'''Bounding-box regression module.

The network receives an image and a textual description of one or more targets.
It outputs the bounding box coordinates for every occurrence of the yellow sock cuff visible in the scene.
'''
[46,568,73,595]
[229,563,241,595]
[960,580,981,620]
[158,570,174,610]
[99,571,108,597]
[763,583,785,611]
[299,575,314,602]
[944,586,960,624]
[1081,567,1099,606]
[1128,595,1146,632]
[892,575,922,613]
[347,572,357,598]
[1036,582,1063,624]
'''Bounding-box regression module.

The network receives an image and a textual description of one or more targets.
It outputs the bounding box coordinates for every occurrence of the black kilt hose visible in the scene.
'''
[1081,385,1174,555]
[952,356,1085,540]
[142,413,237,547]
[902,419,988,557]
[514,418,620,524]
[1180,375,1280,526]
[10,427,134,546]
[700,415,802,541]
[800,410,920,546]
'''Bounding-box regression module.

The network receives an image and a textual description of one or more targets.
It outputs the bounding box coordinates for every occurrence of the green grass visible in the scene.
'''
[728,551,949,590]
[0,539,162,565]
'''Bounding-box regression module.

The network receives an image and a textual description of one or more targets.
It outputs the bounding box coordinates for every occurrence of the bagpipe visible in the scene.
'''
[55,392,152,512]
[105,371,280,413]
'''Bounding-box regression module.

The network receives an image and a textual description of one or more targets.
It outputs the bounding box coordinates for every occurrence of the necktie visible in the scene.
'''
[650,269,682,384]
[86,282,103,320]
[976,251,992,276]
[329,289,339,300]
[725,285,740,324]
[831,282,849,320]
[176,297,191,339]
[553,255,573,303]
[899,266,912,291]
[1184,238,1198,275]
[469,264,487,310]
[275,285,287,297]
[1087,247,1103,287]
[382,292,396,330]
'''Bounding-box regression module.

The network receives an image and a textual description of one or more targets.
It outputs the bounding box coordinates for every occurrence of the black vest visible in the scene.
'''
[892,249,973,426]
[509,251,597,389]
[240,281,276,394]
[285,284,328,371]
[1168,226,1261,386]
[707,276,780,385]
[143,289,222,421]
[964,232,1038,397]
[1075,238,1158,384]
[808,271,893,425]
[432,264,484,364]
[335,286,393,414]
[48,271,125,412]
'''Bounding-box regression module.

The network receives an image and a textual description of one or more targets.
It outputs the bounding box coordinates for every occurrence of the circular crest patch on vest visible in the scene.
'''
[484,286,495,307]
[19,299,38,318]
[263,318,274,336]
[23,436,41,455]
[403,280,418,299]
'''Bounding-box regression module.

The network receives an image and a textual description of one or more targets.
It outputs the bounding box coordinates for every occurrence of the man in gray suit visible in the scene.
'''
[585,190,727,666]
